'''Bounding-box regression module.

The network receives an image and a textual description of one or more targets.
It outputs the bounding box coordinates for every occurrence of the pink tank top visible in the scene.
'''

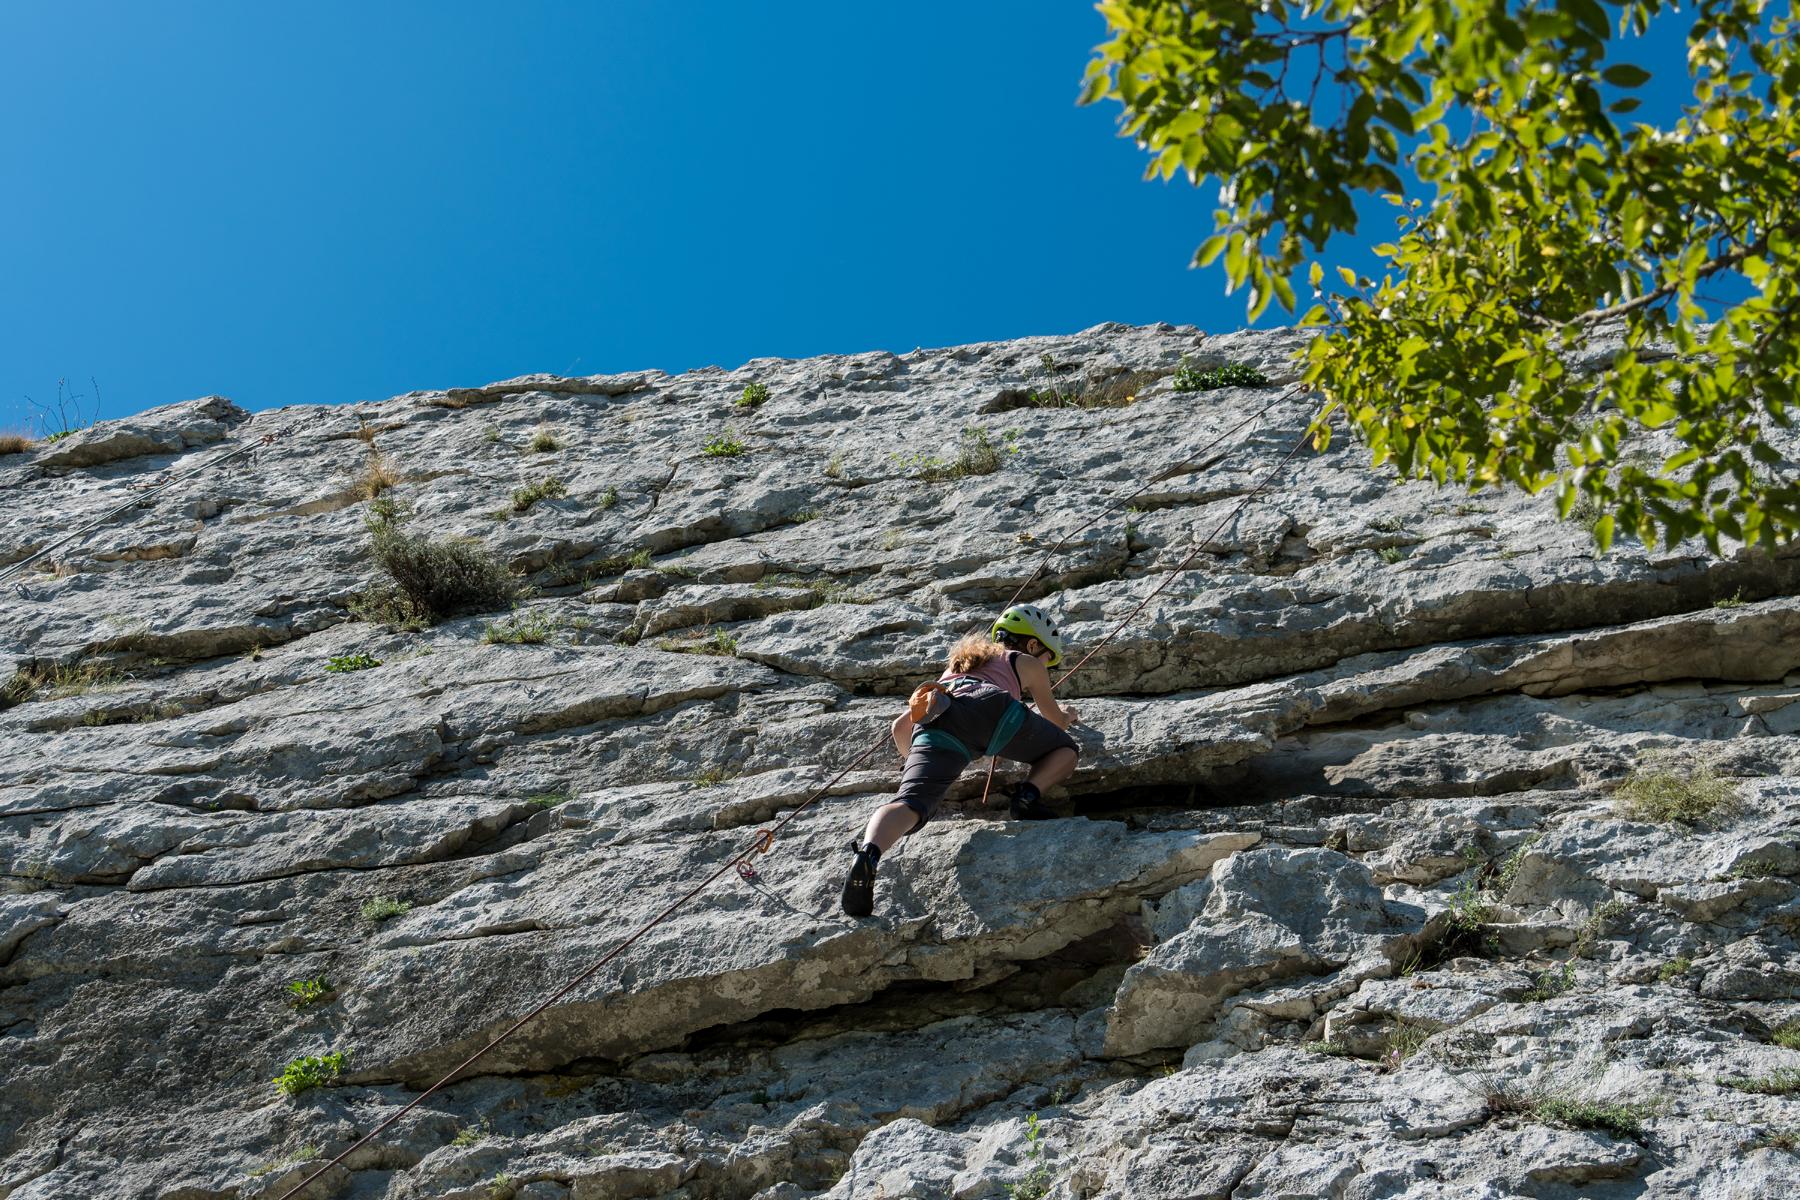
[941,651,1022,700]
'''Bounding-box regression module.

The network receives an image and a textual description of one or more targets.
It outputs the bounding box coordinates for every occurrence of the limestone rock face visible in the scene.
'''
[1102,848,1433,1057]
[2,323,1799,1199]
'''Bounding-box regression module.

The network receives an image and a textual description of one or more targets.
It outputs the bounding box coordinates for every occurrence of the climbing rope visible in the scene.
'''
[273,727,897,1200]
[973,381,1307,805]
[272,390,1318,1200]
[0,422,290,589]
[999,382,1306,611]
[1053,423,1316,685]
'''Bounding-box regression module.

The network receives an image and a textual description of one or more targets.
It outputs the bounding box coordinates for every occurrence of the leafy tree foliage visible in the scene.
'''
[1084,0,1799,551]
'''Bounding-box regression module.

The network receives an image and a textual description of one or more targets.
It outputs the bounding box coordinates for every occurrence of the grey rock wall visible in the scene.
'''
[1,322,1797,1199]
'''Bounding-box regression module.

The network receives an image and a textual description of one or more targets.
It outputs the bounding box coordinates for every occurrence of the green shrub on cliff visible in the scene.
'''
[273,1050,348,1098]
[356,522,519,629]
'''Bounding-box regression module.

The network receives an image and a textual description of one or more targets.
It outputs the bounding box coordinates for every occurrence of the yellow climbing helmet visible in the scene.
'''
[992,604,1065,667]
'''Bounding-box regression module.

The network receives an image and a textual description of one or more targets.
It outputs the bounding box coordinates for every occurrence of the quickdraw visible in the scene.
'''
[735,828,776,882]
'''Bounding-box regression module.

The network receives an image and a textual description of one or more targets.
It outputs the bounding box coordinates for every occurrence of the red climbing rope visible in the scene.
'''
[274,393,1317,1200]
[274,729,894,1200]
[1,427,287,589]
[1000,383,1305,611]
[1054,424,1316,686]
[975,382,1306,806]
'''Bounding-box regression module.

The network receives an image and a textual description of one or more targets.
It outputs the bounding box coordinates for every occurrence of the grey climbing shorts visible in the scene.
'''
[895,684,1080,831]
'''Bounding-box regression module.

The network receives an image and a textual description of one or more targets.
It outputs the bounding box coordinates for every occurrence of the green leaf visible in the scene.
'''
[1568,0,1610,40]
[1592,513,1616,553]
[1270,272,1297,311]
[1083,0,1800,555]
[1602,64,1652,88]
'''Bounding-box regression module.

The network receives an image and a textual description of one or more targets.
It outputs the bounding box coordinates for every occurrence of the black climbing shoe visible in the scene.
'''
[841,841,880,918]
[1009,782,1056,821]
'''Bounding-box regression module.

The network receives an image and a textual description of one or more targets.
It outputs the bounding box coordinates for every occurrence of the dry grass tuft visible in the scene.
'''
[354,452,401,500]
[0,431,33,455]
[1613,757,1742,825]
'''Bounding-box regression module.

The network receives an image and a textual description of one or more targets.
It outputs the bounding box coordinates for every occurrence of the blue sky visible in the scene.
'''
[3,3,1696,425]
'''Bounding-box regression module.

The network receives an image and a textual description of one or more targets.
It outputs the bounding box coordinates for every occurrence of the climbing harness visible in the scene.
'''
[272,386,1316,1200]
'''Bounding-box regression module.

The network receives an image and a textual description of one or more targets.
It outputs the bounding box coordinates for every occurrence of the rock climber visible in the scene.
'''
[841,604,1081,918]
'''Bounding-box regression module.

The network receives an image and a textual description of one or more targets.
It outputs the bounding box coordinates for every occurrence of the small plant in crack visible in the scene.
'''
[737,382,769,409]
[286,977,336,1010]
[1171,358,1268,392]
[597,485,620,511]
[509,475,568,514]
[248,1144,321,1177]
[1475,1075,1657,1140]
[273,1050,349,1098]
[1024,355,1157,408]
[1527,1095,1656,1138]
[703,429,748,458]
[1007,1112,1053,1200]
[526,425,562,454]
[657,628,738,656]
[450,1119,491,1148]
[3,661,121,703]
[1494,835,1537,897]
[527,786,574,810]
[366,493,408,530]
[914,425,1006,480]
[1381,1022,1431,1070]
[1658,955,1693,983]
[1719,1068,1800,1096]
[325,653,381,673]
[482,609,558,645]
[361,897,412,923]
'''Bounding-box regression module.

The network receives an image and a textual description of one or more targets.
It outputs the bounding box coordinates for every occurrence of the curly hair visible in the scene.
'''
[945,629,1039,674]
[945,632,1004,675]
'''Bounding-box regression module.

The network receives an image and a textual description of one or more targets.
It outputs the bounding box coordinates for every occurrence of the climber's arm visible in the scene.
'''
[1014,653,1079,729]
